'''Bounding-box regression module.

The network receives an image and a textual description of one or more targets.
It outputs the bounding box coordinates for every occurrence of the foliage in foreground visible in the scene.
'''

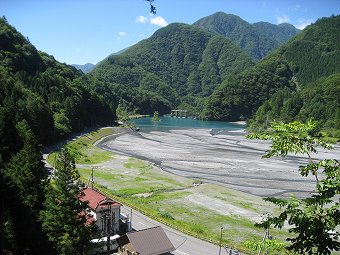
[244,239,287,255]
[247,120,340,254]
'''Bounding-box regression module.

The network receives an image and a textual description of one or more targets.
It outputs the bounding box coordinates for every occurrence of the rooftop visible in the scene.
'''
[118,226,175,255]
[79,187,121,211]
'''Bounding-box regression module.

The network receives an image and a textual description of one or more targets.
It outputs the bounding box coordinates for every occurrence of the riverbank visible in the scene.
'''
[72,127,289,253]
[230,120,247,125]
[100,128,340,198]
[45,125,340,254]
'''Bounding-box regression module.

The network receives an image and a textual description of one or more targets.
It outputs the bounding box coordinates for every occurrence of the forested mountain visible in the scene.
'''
[91,22,255,116]
[0,16,116,253]
[253,22,300,45]
[90,12,300,117]
[0,10,339,255]
[0,18,116,145]
[204,15,340,136]
[72,63,95,73]
[193,12,300,60]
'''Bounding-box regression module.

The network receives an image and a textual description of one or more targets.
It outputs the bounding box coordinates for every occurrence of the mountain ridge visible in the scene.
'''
[204,15,340,135]
[72,63,95,73]
[91,22,255,115]
[193,12,300,60]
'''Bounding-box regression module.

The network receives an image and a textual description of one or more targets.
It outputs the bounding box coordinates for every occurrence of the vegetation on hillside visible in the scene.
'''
[0,16,112,254]
[0,17,114,144]
[204,52,294,121]
[205,15,340,137]
[41,147,95,255]
[1,10,339,254]
[91,22,255,116]
[194,12,300,60]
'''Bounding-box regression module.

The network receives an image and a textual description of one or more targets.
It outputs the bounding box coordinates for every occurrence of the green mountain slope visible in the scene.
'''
[204,15,340,134]
[194,12,300,60]
[0,16,116,254]
[0,18,115,145]
[91,23,254,115]
[253,22,300,45]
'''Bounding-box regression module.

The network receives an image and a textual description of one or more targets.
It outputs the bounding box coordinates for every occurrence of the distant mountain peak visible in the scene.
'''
[72,63,95,73]
[194,11,300,60]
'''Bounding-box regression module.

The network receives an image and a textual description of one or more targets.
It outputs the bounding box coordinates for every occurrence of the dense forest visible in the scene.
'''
[90,22,257,116]
[0,16,115,254]
[193,12,300,60]
[93,12,339,137]
[0,11,339,254]
[89,12,301,118]
[204,15,340,137]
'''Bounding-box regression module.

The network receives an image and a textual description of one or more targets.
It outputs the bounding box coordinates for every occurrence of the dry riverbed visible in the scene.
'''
[75,127,339,251]
[99,128,339,198]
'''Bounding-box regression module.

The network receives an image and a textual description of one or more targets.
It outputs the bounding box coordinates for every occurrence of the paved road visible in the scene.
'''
[120,205,237,255]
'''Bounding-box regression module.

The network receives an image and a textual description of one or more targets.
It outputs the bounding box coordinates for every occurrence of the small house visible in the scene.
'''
[79,187,122,234]
[117,226,175,255]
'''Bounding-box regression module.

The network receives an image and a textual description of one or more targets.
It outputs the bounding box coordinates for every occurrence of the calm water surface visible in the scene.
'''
[129,116,246,132]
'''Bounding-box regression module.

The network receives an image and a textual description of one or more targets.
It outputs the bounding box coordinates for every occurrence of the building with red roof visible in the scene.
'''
[79,187,122,235]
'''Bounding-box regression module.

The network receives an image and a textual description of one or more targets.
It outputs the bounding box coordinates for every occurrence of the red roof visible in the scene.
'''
[79,187,121,211]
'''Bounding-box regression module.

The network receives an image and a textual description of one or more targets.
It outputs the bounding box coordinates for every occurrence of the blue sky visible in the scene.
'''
[1,0,339,65]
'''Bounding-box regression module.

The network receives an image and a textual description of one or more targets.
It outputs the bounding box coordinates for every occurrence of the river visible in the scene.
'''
[99,117,339,198]
[129,116,246,132]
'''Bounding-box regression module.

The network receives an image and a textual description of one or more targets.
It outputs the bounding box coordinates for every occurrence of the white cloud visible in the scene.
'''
[135,15,168,27]
[277,14,290,24]
[135,16,148,24]
[150,16,168,27]
[117,31,127,40]
[294,19,314,30]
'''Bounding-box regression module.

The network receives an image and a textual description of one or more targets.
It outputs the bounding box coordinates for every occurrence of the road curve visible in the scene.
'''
[120,205,235,255]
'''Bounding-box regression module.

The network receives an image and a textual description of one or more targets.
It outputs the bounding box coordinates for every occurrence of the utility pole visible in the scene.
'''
[106,204,111,255]
[130,209,133,232]
[101,203,113,255]
[219,226,223,255]
[87,167,96,188]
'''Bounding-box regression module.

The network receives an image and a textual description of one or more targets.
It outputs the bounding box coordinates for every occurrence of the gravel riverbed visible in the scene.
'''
[99,128,339,198]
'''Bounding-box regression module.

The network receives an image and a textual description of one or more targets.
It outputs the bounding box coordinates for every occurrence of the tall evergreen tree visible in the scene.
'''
[40,147,94,255]
[0,121,52,255]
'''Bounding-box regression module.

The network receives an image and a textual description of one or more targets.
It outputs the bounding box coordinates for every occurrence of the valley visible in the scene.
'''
[1,5,339,254]
[74,127,289,252]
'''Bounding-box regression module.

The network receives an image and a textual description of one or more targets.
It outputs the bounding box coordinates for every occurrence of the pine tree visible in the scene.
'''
[40,147,94,255]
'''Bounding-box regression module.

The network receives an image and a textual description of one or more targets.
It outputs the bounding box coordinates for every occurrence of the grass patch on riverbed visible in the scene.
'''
[77,155,290,253]
[47,127,116,165]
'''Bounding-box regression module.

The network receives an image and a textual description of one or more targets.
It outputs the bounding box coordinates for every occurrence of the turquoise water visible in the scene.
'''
[129,116,246,132]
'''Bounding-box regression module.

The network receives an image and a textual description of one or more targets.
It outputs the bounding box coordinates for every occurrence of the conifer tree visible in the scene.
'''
[0,120,52,254]
[40,147,94,255]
